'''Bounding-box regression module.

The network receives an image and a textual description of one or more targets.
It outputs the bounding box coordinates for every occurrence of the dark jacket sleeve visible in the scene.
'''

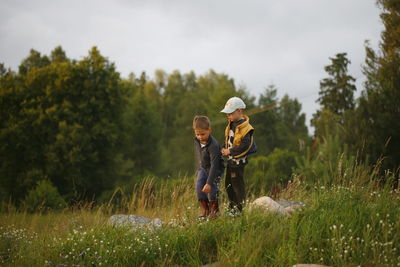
[229,130,253,157]
[206,143,222,185]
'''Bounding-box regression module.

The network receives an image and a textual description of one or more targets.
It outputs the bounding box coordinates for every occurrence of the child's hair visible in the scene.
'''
[193,116,211,130]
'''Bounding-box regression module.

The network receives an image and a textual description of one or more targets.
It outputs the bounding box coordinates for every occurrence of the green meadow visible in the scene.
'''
[1,156,399,266]
[1,1,399,266]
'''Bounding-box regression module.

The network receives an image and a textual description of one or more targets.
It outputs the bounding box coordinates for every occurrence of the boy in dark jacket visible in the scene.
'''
[220,97,255,213]
[193,116,224,219]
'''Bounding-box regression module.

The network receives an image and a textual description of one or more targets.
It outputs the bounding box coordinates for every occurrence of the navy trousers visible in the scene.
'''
[196,167,220,202]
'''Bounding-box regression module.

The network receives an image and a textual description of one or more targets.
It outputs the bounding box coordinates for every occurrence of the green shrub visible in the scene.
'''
[294,134,372,186]
[23,180,66,212]
[246,148,297,195]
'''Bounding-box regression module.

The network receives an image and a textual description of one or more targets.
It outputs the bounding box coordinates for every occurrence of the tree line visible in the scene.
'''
[0,45,310,204]
[312,0,400,173]
[0,0,398,206]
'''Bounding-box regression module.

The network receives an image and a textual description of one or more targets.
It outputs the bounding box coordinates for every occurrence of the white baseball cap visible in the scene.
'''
[220,97,246,113]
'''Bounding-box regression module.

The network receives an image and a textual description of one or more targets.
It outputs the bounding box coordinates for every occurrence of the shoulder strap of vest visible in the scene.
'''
[233,134,254,159]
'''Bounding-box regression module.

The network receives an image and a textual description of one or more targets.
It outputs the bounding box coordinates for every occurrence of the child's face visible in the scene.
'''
[194,128,211,144]
[227,109,243,122]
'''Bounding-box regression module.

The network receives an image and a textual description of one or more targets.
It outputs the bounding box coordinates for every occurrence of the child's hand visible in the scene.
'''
[221,148,230,156]
[202,184,211,193]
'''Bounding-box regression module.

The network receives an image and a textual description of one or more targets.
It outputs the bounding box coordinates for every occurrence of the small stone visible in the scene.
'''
[109,214,163,230]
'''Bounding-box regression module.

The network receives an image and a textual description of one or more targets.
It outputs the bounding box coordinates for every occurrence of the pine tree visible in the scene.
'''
[317,53,356,116]
[312,53,356,137]
[277,94,309,152]
[356,0,400,169]
[252,85,280,155]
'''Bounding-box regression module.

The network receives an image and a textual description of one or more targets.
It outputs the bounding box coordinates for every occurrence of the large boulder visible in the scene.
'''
[277,199,306,215]
[250,196,305,215]
[109,214,163,230]
[250,196,289,215]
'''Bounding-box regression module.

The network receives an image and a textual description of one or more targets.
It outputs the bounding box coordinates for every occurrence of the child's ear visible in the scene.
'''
[209,128,212,133]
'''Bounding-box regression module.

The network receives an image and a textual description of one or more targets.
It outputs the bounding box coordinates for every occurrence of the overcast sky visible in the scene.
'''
[0,0,384,131]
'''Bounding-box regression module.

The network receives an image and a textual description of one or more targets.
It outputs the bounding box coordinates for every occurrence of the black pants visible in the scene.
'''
[225,165,245,212]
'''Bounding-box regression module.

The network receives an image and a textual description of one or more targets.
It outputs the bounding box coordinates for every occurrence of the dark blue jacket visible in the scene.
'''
[194,135,225,185]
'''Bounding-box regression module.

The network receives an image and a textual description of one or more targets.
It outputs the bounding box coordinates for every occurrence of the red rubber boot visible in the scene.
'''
[198,199,209,219]
[209,200,219,219]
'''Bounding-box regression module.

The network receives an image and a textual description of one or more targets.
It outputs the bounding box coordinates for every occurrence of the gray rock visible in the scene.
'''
[250,196,289,215]
[277,199,305,208]
[250,196,306,216]
[278,199,306,215]
[109,214,163,230]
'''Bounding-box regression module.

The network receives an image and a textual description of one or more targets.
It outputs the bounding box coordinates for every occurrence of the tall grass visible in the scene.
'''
[1,152,400,266]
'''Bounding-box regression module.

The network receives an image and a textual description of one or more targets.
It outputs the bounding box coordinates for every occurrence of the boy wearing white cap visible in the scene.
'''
[220,97,256,213]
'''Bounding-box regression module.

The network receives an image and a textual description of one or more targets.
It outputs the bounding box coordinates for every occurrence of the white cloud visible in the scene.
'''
[0,0,384,131]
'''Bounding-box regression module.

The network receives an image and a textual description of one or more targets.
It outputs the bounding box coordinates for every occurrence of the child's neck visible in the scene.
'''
[200,139,209,145]
[232,116,244,123]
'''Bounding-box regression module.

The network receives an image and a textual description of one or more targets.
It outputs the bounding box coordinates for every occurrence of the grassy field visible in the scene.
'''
[1,167,400,266]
